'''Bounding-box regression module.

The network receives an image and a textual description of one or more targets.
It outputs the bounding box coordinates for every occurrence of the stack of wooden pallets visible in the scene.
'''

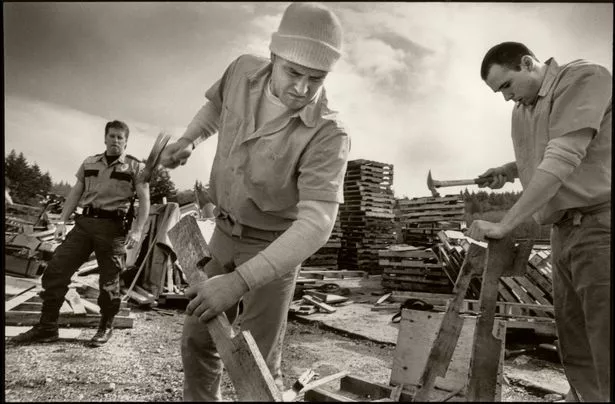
[338,159,397,273]
[379,247,453,294]
[397,195,466,247]
[305,216,342,269]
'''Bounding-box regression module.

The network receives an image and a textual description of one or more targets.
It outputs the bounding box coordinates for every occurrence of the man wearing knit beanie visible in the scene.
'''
[160,2,349,401]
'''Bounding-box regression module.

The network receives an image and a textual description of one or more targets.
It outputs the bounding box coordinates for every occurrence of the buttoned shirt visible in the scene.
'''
[204,54,350,231]
[512,58,612,224]
[76,152,144,211]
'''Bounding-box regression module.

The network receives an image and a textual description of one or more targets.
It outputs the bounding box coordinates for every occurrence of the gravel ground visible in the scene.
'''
[5,305,563,402]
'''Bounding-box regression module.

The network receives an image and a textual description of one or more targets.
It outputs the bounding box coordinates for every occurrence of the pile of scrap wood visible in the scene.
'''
[290,284,351,316]
[5,232,61,278]
[378,246,453,294]
[304,216,342,269]
[5,274,135,329]
[123,203,189,305]
[338,159,397,274]
[396,195,465,247]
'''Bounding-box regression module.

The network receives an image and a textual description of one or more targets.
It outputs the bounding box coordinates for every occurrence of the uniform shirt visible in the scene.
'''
[512,58,611,225]
[76,152,145,212]
[204,54,350,231]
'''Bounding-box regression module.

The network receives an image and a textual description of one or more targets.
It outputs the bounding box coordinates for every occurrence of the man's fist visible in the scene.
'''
[159,139,194,169]
[477,166,515,189]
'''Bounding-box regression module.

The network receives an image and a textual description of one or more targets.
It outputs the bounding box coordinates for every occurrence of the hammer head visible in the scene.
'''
[427,170,441,197]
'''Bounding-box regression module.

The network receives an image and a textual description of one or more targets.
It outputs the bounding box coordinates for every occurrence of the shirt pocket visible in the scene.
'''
[243,137,298,212]
[109,170,134,198]
[83,166,100,192]
[218,105,243,158]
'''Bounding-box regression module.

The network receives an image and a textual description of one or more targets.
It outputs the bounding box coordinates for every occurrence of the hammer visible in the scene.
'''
[426,170,490,197]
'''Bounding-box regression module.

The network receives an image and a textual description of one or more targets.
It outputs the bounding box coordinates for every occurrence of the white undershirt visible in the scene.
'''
[255,80,289,130]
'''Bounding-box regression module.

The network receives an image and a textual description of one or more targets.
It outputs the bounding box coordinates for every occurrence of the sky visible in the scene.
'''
[4,2,613,198]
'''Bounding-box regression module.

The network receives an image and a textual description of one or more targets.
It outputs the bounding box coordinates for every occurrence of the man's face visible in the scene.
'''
[270,55,328,110]
[104,128,128,156]
[485,61,541,106]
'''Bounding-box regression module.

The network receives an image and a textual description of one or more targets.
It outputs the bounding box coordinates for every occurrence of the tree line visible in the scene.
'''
[4,149,178,206]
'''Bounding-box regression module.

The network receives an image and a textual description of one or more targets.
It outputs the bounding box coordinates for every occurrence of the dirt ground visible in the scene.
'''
[5,301,566,402]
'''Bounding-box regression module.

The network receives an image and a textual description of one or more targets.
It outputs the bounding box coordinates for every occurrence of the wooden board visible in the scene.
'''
[5,326,82,339]
[5,290,39,312]
[5,276,38,297]
[168,215,282,402]
[65,288,87,316]
[391,309,476,393]
[4,311,135,328]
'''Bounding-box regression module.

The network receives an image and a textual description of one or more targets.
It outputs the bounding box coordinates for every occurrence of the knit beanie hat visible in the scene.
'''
[269,2,343,72]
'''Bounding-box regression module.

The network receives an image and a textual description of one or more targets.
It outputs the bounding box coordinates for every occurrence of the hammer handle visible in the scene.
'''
[434,178,481,188]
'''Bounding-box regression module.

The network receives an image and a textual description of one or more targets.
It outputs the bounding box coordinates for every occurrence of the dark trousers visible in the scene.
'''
[552,208,611,402]
[40,216,127,326]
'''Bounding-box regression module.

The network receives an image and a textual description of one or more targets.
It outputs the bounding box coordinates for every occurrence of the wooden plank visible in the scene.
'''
[133,285,156,304]
[5,276,38,297]
[392,309,477,394]
[340,375,413,401]
[60,301,73,314]
[304,387,357,402]
[300,371,349,393]
[5,290,39,312]
[302,295,337,313]
[65,288,87,316]
[466,238,531,401]
[412,243,485,401]
[81,299,100,314]
[121,288,153,305]
[168,215,282,402]
[4,312,135,328]
[5,326,82,339]
[299,270,367,279]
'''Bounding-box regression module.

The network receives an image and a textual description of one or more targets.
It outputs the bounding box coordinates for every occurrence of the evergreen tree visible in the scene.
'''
[149,167,177,204]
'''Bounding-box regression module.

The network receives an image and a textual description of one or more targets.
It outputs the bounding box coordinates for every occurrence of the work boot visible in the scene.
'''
[10,324,59,344]
[90,316,114,346]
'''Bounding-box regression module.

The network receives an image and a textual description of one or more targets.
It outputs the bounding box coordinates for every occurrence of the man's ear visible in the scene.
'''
[521,55,534,71]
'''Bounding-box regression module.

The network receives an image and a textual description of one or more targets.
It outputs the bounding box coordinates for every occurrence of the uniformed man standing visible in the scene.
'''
[160,3,349,401]
[11,120,150,346]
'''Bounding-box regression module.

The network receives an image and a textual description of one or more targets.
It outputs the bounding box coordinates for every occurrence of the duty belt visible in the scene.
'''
[81,206,126,220]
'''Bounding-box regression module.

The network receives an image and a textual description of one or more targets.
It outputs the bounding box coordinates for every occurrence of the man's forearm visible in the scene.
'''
[59,185,84,222]
[236,200,338,290]
[499,169,562,232]
[179,102,221,148]
[134,184,150,233]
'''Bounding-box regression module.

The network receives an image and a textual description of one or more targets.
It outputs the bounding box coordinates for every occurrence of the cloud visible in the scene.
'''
[4,94,217,191]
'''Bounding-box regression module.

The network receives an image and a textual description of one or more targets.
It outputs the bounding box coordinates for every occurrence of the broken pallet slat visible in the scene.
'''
[65,288,87,316]
[5,276,38,297]
[302,295,337,313]
[5,290,39,312]
[168,214,282,402]
[5,311,135,328]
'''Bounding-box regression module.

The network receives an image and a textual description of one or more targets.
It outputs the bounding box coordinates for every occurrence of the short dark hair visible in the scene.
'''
[105,120,130,139]
[480,42,537,80]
